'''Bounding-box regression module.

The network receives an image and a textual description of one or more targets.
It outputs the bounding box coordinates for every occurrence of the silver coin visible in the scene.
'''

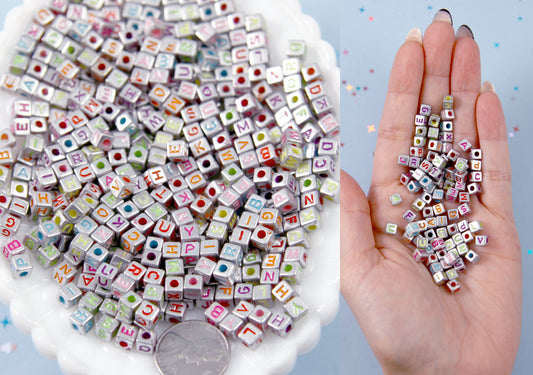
[155,320,230,375]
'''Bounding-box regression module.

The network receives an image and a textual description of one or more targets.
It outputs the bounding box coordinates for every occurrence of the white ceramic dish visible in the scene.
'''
[0,1,340,374]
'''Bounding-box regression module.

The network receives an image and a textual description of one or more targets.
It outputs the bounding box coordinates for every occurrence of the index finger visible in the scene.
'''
[371,29,424,187]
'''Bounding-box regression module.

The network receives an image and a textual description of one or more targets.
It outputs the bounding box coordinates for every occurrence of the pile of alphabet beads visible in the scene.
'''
[0,0,340,352]
[390,95,487,294]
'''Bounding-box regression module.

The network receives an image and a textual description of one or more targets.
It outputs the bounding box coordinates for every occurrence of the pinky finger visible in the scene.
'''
[475,81,513,218]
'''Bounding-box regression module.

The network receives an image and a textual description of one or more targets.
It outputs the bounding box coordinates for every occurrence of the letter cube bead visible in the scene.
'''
[465,250,480,264]
[242,265,261,283]
[428,114,440,127]
[428,261,443,275]
[165,302,187,324]
[79,291,103,315]
[446,279,461,294]
[279,261,303,284]
[412,248,429,263]
[205,301,229,326]
[135,330,157,354]
[238,322,264,350]
[58,283,83,308]
[233,301,254,321]
[456,245,469,257]
[398,155,409,166]
[432,270,447,285]
[2,239,25,261]
[442,95,454,109]
[414,114,427,126]
[284,296,308,321]
[272,280,295,303]
[52,260,78,285]
[114,323,138,351]
[389,193,402,206]
[110,274,136,299]
[134,300,160,330]
[458,203,472,216]
[470,148,482,159]
[267,312,294,338]
[183,274,203,299]
[234,283,253,301]
[467,182,482,195]
[420,104,432,116]
[455,258,466,272]
[441,108,455,120]
[70,307,94,335]
[474,235,488,246]
[457,138,472,152]
[9,253,32,278]
[121,228,146,253]
[385,223,398,235]
[118,291,142,319]
[245,305,271,331]
[99,298,118,317]
[212,260,237,286]
[94,315,120,342]
[219,314,244,340]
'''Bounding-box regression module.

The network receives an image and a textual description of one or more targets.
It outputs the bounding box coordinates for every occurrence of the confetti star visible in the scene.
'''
[359,7,365,13]
[363,86,368,91]
[345,84,353,91]
[494,42,500,48]
[342,80,346,84]
[342,49,349,56]
[1,317,9,329]
[369,68,374,74]
[367,124,376,133]
[352,92,356,96]
[528,249,532,255]
[368,16,374,21]
[518,16,523,21]
[428,5,433,10]
[513,126,520,132]
[0,342,17,354]
[514,86,519,91]
[509,132,515,138]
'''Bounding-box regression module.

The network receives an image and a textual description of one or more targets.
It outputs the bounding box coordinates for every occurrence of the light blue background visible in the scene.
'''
[340,1,533,374]
[0,1,341,374]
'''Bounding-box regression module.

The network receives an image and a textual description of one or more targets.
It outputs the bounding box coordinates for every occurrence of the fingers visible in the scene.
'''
[372,31,424,186]
[450,26,481,148]
[474,85,514,218]
[340,170,381,296]
[419,10,456,111]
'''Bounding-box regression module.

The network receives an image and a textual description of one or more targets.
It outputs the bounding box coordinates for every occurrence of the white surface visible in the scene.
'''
[0,0,340,374]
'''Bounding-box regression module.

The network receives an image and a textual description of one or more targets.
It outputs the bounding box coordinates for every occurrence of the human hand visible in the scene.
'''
[341,10,521,375]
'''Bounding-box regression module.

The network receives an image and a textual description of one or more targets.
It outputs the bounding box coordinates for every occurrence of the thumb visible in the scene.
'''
[340,170,381,298]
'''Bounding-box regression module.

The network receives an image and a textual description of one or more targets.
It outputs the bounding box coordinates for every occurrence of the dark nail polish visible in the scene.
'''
[456,24,474,40]
[433,9,453,25]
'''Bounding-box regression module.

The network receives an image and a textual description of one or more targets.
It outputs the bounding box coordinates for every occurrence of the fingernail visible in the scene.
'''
[405,27,423,44]
[433,9,452,25]
[456,24,474,40]
[480,81,496,93]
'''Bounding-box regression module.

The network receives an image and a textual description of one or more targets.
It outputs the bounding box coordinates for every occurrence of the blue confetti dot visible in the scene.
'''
[528,249,533,254]
[518,16,523,21]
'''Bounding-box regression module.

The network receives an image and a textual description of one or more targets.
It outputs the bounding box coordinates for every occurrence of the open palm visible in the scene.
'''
[341,13,521,375]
